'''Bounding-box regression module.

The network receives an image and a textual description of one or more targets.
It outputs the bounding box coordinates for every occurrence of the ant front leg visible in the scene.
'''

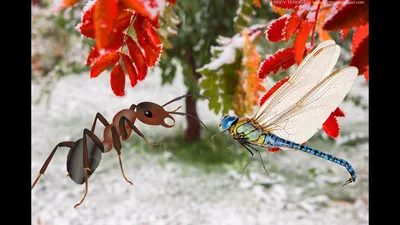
[32,141,75,189]
[110,126,133,185]
[90,112,110,133]
[74,129,104,208]
[119,116,160,146]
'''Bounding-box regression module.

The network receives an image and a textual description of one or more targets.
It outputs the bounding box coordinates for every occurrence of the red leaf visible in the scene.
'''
[59,0,80,10]
[167,0,176,4]
[95,0,119,50]
[322,113,340,138]
[134,15,162,49]
[121,0,152,19]
[86,32,125,66]
[363,66,369,81]
[86,47,100,66]
[90,51,120,78]
[147,14,160,29]
[322,107,345,138]
[259,77,289,106]
[332,107,345,117]
[323,0,368,30]
[350,36,369,81]
[352,23,368,55]
[120,53,138,87]
[268,147,281,152]
[266,16,288,42]
[294,21,314,64]
[284,7,303,41]
[134,16,162,67]
[126,36,148,80]
[137,33,162,67]
[340,28,350,40]
[257,47,296,79]
[78,2,96,38]
[271,0,298,9]
[110,63,126,96]
[116,10,133,31]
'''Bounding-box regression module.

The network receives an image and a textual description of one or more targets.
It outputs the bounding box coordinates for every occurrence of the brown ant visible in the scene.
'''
[31,94,209,208]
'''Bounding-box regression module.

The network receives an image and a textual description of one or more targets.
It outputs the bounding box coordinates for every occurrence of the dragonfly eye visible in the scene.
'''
[220,114,228,121]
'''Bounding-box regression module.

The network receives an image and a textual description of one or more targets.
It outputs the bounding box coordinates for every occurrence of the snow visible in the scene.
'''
[32,68,368,225]
[198,26,263,71]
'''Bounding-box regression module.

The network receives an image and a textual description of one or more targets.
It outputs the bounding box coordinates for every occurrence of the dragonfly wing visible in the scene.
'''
[268,67,358,145]
[254,40,340,130]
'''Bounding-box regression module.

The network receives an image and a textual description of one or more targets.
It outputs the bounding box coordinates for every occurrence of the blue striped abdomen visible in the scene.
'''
[259,133,357,183]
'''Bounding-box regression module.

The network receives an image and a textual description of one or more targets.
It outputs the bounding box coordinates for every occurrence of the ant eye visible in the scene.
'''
[144,110,153,118]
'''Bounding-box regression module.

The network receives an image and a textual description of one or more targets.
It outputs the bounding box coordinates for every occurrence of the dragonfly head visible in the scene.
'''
[219,115,239,131]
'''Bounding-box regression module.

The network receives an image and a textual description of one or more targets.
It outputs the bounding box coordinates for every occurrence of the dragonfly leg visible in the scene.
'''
[245,144,269,176]
[239,143,254,179]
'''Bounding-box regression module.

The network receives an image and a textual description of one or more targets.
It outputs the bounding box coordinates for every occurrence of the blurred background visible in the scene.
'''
[31,0,368,224]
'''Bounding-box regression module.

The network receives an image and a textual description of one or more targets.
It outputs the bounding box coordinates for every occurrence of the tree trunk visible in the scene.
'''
[184,93,201,142]
[184,51,201,143]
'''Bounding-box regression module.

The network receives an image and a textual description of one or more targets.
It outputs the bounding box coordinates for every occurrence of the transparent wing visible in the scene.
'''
[265,67,358,145]
[254,40,340,130]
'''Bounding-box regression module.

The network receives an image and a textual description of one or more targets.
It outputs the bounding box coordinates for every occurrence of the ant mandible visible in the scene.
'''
[31,94,209,208]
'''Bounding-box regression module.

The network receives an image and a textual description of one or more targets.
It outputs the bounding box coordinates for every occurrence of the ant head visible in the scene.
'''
[136,102,175,128]
[134,94,210,129]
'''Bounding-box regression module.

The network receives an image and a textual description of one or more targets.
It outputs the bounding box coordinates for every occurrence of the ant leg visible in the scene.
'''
[129,104,137,111]
[90,112,110,133]
[119,116,160,146]
[111,126,133,185]
[32,141,75,190]
[73,129,104,208]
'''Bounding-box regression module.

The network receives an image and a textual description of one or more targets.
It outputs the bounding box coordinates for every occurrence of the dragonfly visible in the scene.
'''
[216,40,359,187]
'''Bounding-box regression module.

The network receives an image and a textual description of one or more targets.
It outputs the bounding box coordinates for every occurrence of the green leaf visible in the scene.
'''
[233,0,255,32]
[159,58,177,84]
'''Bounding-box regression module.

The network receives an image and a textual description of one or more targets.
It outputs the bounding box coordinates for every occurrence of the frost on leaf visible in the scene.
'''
[266,16,288,42]
[198,26,262,71]
[257,47,295,79]
[90,51,120,78]
[121,0,165,19]
[77,1,96,38]
[110,63,126,96]
[323,0,369,31]
[86,32,125,66]
[198,27,264,114]
[283,6,303,42]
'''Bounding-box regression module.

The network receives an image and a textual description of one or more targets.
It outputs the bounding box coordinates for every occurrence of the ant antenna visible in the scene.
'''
[162,94,210,107]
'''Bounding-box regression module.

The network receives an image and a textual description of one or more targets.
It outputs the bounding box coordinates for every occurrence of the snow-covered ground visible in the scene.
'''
[31,69,368,225]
